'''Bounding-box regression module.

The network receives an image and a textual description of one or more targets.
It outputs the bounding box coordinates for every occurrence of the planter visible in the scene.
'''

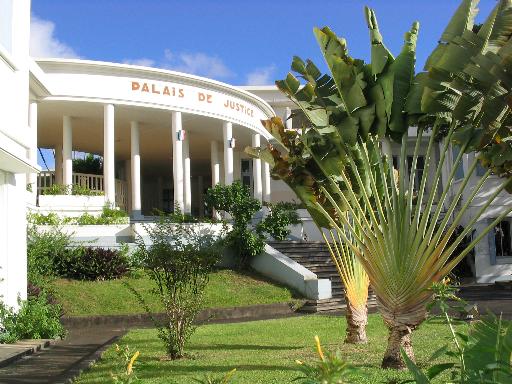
[38,194,105,217]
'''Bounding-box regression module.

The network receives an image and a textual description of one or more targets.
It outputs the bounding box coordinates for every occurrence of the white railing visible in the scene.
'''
[115,179,128,210]
[37,171,56,195]
[72,172,104,192]
[37,171,128,210]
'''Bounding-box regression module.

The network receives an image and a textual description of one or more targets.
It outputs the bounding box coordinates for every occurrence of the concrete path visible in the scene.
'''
[0,327,125,384]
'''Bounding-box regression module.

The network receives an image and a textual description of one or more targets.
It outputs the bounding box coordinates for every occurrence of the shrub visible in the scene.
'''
[294,336,355,383]
[0,295,66,344]
[27,225,74,285]
[128,215,224,359]
[56,246,130,281]
[205,181,264,268]
[42,184,103,196]
[403,282,512,383]
[257,202,301,241]
[27,212,61,226]
[27,205,129,226]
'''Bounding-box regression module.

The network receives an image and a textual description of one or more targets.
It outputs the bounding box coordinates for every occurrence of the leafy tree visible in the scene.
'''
[205,182,263,269]
[129,216,223,359]
[247,1,512,368]
[72,153,103,175]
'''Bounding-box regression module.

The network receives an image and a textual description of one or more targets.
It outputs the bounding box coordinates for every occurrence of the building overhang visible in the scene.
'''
[0,147,40,173]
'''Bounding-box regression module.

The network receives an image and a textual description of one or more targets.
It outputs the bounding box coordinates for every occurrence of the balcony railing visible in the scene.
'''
[37,171,128,210]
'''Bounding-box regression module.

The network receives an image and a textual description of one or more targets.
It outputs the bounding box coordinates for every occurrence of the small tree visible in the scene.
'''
[130,215,224,359]
[256,202,301,241]
[205,181,264,269]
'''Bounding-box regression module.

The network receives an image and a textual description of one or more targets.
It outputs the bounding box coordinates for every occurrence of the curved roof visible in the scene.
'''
[35,59,275,137]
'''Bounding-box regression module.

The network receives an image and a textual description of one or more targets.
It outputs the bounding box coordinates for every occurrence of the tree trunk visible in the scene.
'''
[381,324,414,369]
[344,294,368,344]
[377,295,428,369]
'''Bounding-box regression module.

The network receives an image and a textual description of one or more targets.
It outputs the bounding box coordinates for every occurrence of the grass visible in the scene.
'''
[50,269,298,316]
[75,314,462,383]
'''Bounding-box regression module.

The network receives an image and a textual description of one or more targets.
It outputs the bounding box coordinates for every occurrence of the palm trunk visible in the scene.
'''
[344,293,368,344]
[378,298,427,369]
[381,324,414,369]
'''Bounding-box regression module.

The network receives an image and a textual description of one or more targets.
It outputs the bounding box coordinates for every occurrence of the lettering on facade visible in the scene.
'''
[223,99,254,117]
[132,81,184,98]
[130,80,255,118]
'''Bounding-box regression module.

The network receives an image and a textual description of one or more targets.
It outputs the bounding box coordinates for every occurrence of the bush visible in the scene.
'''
[27,225,74,285]
[128,215,224,359]
[42,184,103,196]
[257,202,301,241]
[56,246,130,281]
[0,295,66,344]
[205,182,264,268]
[27,205,129,226]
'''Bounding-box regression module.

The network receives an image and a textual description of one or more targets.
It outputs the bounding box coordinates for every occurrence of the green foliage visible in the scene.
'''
[27,205,129,226]
[110,344,141,384]
[415,0,512,183]
[193,369,237,384]
[402,282,512,383]
[27,223,129,283]
[257,202,301,241]
[27,224,74,285]
[0,294,66,344]
[27,212,61,226]
[205,182,264,268]
[42,183,103,196]
[72,153,103,175]
[294,336,355,384]
[56,246,130,281]
[129,216,224,359]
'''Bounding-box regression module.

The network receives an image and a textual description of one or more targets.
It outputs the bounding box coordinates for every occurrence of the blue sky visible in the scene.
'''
[32,0,497,169]
[31,0,498,86]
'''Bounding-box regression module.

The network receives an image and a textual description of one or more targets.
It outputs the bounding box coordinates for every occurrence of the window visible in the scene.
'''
[162,188,172,213]
[407,156,425,191]
[452,145,465,180]
[0,0,13,53]
[495,220,512,257]
[240,159,253,192]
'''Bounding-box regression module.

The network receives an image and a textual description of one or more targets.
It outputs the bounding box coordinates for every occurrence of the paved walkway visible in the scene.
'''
[0,327,125,384]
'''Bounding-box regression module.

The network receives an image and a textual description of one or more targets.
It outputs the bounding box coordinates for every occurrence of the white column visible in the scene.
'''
[198,175,204,217]
[252,133,262,202]
[130,121,141,216]
[223,121,234,185]
[55,144,63,184]
[28,101,38,201]
[211,141,220,186]
[285,106,293,130]
[104,104,115,204]
[183,136,192,214]
[264,161,271,202]
[62,116,73,192]
[171,111,184,212]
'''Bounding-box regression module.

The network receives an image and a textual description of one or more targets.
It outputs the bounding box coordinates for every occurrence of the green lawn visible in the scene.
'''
[75,314,461,383]
[51,269,298,316]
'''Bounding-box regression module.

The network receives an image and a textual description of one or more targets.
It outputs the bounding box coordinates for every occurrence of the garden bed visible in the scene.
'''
[50,269,299,317]
[74,314,462,384]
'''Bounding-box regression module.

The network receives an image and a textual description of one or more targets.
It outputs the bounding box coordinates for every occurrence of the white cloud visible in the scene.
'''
[122,58,156,67]
[30,15,79,58]
[124,49,234,80]
[246,65,277,86]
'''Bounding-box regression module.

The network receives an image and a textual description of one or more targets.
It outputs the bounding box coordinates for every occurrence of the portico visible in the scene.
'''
[33,59,274,217]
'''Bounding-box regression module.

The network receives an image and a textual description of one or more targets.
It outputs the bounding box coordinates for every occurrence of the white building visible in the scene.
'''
[0,1,511,308]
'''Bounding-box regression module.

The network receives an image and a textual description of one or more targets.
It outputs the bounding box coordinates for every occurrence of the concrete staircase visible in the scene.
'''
[268,241,346,312]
